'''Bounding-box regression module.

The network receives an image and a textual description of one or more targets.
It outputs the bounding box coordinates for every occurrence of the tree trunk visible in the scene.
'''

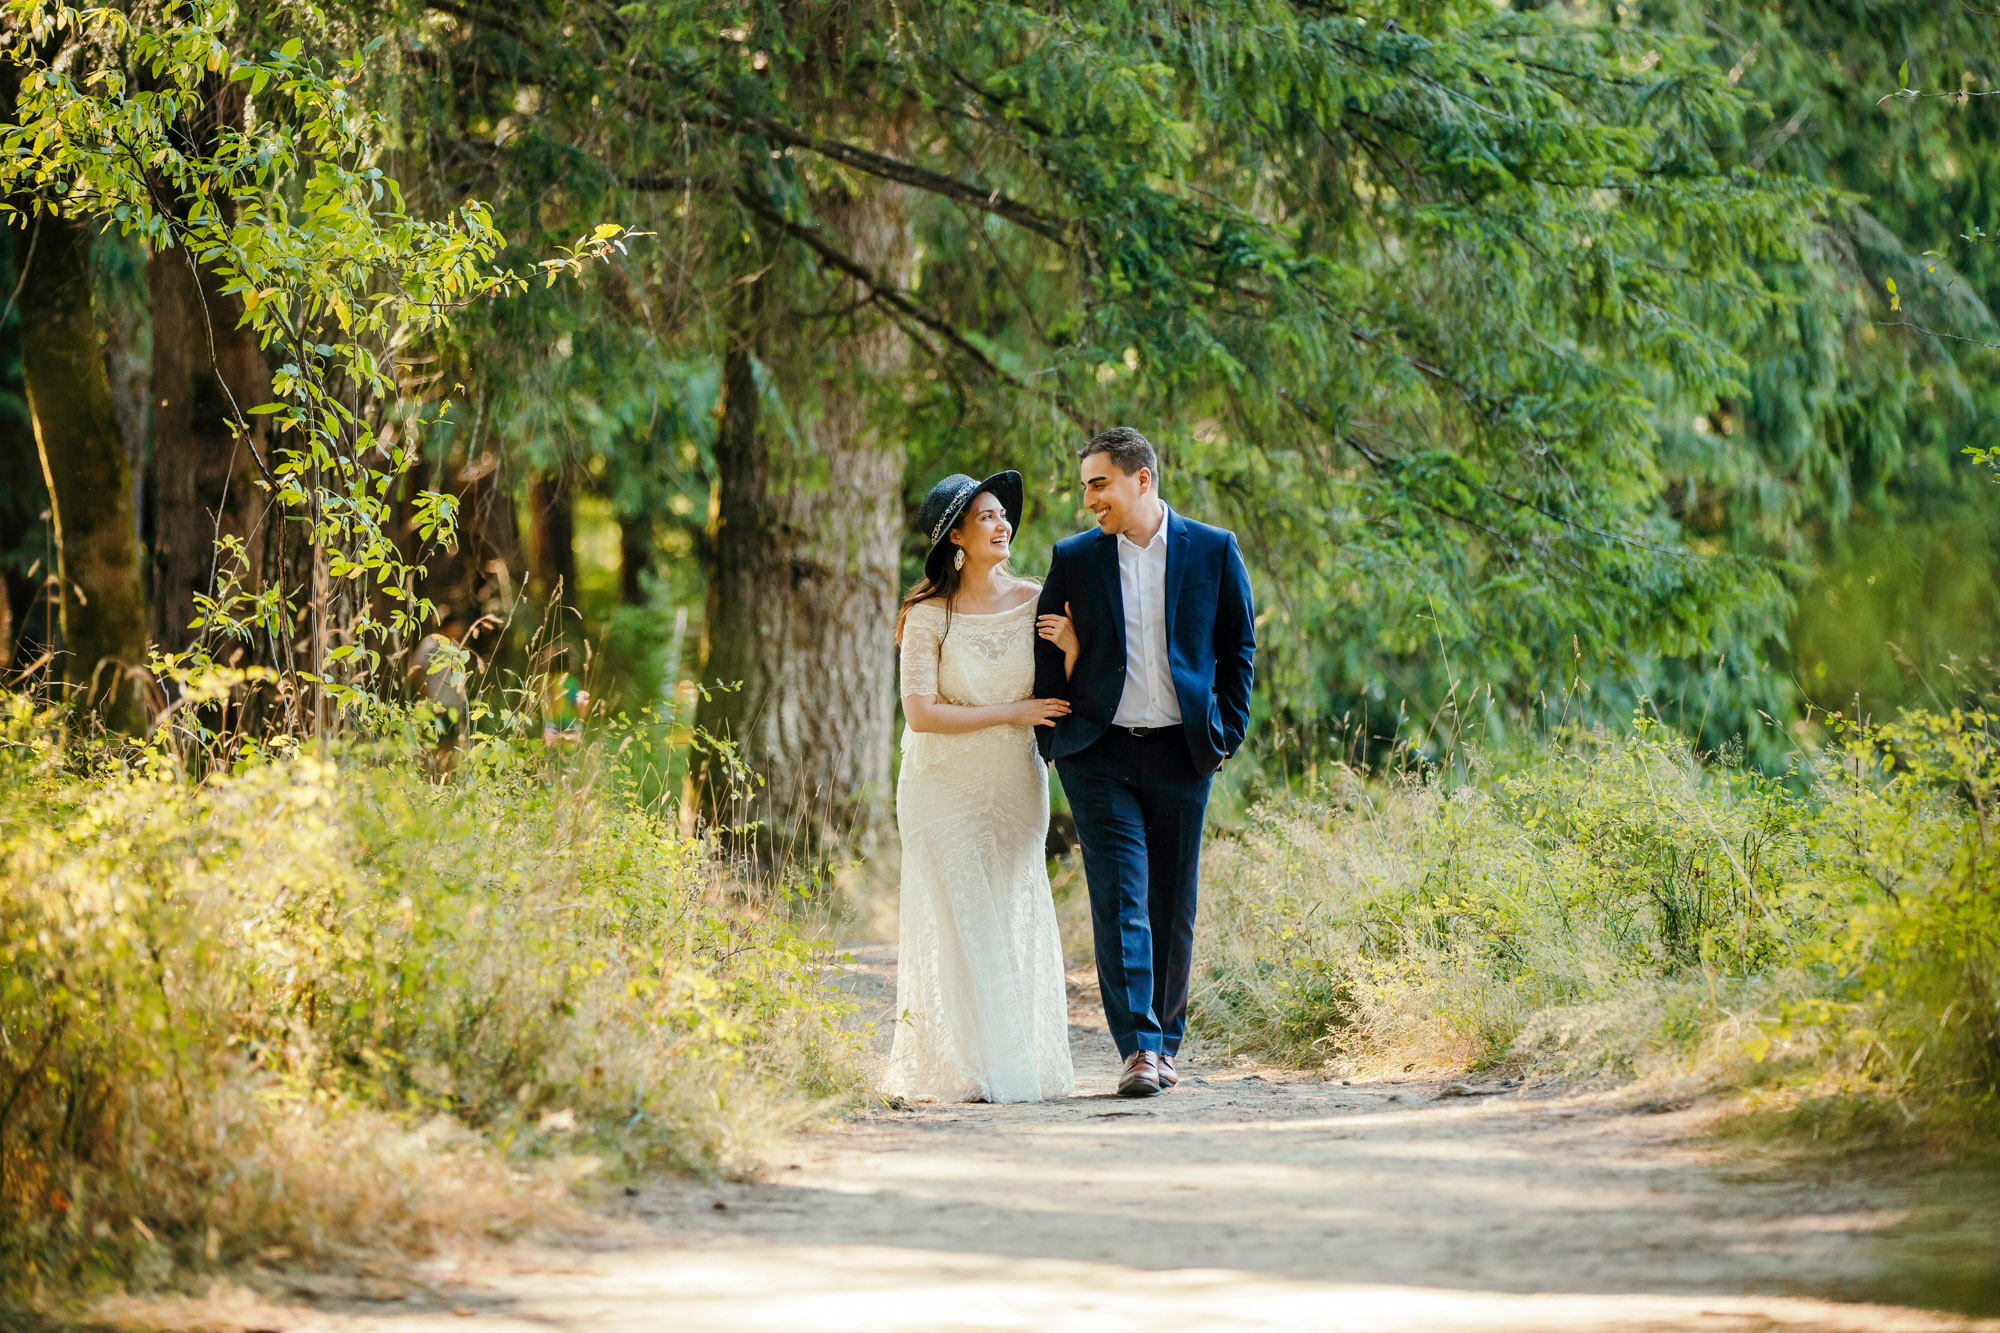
[0,228,48,676]
[12,214,150,728]
[147,243,267,652]
[0,416,44,675]
[618,510,653,606]
[410,449,522,659]
[146,76,268,656]
[528,469,577,612]
[96,243,148,526]
[693,186,912,853]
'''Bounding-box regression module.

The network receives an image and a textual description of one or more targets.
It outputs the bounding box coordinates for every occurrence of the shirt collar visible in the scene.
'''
[1115,502,1172,554]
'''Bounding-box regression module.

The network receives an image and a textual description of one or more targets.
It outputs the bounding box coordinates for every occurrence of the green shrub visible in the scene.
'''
[1191,712,1999,1144]
[0,695,855,1298]
[1765,710,2000,1134]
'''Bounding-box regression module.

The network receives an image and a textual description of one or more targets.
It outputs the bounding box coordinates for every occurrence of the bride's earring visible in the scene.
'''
[953,548,966,571]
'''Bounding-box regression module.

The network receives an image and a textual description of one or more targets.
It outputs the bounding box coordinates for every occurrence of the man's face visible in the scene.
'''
[1080,453,1152,536]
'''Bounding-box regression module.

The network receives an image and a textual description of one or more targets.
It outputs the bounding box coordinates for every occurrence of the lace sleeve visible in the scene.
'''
[899,603,942,698]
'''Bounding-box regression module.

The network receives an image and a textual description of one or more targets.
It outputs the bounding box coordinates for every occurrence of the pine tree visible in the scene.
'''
[1641,1,2000,732]
[401,0,1819,817]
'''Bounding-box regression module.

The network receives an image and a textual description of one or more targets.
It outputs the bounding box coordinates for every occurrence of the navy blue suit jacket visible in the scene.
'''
[1034,511,1256,776]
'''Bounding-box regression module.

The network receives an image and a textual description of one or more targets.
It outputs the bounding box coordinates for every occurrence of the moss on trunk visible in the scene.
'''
[13,214,150,729]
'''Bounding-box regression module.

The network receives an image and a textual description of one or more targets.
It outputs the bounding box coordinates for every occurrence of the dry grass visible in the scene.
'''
[0,694,858,1316]
[1187,717,2000,1145]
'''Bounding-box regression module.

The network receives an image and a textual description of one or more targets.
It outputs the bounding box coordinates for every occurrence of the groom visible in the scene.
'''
[1034,427,1256,1097]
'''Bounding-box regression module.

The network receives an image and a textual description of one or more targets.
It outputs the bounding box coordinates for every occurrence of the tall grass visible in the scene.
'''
[0,694,855,1304]
[1191,712,1999,1143]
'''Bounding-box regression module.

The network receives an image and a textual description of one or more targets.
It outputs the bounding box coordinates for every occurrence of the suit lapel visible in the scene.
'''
[1095,530,1125,667]
[1163,508,1189,641]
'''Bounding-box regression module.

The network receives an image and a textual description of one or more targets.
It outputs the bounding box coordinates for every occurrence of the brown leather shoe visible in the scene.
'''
[1118,1050,1161,1097]
[1157,1054,1178,1089]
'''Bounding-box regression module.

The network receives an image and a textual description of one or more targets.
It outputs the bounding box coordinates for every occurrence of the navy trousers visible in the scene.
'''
[1056,729,1214,1059]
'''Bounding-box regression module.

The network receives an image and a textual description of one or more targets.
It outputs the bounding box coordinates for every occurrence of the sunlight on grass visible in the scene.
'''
[1191,715,2000,1145]
[0,694,860,1308]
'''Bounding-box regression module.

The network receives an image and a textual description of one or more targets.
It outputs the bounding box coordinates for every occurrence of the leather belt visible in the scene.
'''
[1116,724,1177,740]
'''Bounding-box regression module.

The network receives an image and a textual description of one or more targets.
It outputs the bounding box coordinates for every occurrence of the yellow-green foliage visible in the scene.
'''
[1192,713,1998,1141]
[1775,711,2000,1130]
[0,695,854,1296]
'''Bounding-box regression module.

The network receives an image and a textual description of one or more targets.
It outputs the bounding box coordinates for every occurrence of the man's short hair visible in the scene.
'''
[1079,426,1158,479]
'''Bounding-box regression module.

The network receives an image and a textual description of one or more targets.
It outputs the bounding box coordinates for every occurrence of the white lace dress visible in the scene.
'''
[884,596,1076,1103]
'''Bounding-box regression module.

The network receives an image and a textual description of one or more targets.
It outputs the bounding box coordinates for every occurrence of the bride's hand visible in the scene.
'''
[1011,696,1072,727]
[1036,603,1078,657]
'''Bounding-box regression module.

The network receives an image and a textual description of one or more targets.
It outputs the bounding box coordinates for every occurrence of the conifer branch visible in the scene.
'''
[1871,320,2000,349]
[728,186,1089,429]
[669,105,1079,248]
[1278,389,1684,557]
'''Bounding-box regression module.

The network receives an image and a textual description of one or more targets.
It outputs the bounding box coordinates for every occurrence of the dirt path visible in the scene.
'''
[282,942,1997,1333]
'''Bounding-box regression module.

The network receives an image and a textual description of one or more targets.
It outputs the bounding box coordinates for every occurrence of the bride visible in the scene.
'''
[883,470,1077,1103]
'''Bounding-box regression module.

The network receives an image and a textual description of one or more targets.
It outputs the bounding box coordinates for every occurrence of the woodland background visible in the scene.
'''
[1,0,1997,1314]
[3,0,1996,825]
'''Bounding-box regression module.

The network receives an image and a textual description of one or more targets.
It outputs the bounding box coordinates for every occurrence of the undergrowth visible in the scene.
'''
[1190,711,1999,1146]
[0,694,857,1309]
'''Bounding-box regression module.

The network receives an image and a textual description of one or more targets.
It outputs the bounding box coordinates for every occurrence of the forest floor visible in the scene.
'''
[223,942,1998,1333]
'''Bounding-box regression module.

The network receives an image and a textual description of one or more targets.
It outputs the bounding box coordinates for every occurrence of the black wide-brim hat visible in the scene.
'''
[916,470,1023,580]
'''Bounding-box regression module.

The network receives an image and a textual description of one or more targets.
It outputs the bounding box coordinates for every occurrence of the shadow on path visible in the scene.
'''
[279,942,2000,1333]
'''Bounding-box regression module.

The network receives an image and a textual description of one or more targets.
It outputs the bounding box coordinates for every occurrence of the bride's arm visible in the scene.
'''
[903,693,1070,734]
[900,596,1068,733]
[1036,602,1079,680]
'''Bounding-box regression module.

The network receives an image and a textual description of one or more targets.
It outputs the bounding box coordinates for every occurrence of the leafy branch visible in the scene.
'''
[0,0,637,736]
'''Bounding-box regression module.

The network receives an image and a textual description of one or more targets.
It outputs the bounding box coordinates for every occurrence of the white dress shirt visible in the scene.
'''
[1112,504,1183,728]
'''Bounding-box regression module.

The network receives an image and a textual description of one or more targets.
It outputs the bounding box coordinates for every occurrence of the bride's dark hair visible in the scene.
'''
[894,569,959,647]
[896,495,1017,645]
[895,512,968,647]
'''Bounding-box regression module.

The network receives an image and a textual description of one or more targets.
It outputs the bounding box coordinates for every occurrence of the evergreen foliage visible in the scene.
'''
[2,2,1993,763]
[389,0,1832,764]
[1643,1,2000,730]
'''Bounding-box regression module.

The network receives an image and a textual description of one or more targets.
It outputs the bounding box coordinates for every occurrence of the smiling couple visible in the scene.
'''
[883,427,1257,1103]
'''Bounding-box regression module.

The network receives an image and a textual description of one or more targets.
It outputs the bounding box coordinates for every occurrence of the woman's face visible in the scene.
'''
[951,491,1013,568]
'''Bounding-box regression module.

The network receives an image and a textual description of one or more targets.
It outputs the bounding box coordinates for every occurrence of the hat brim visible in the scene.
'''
[924,470,1024,579]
